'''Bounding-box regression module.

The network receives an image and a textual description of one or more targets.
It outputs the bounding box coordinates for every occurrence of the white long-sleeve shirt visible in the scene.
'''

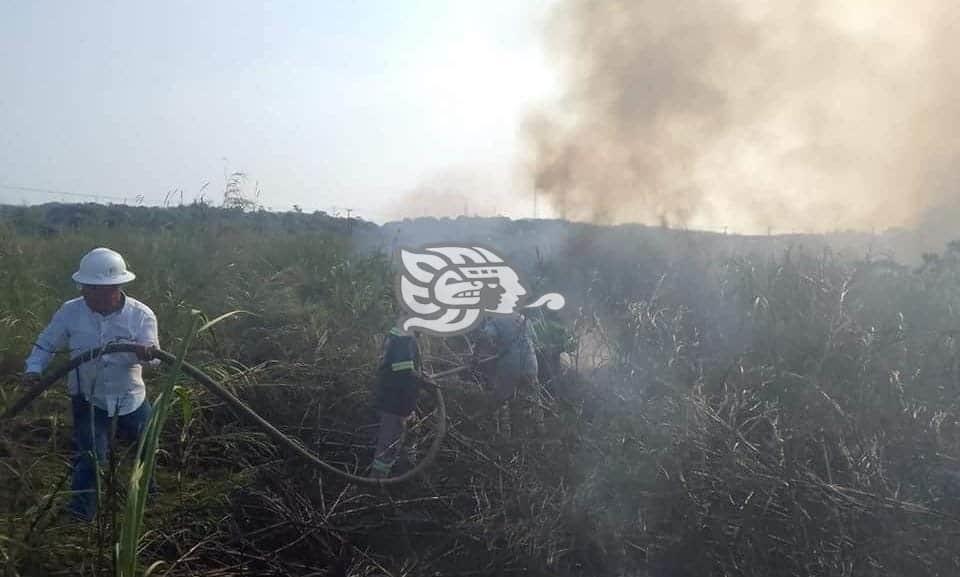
[25,295,160,416]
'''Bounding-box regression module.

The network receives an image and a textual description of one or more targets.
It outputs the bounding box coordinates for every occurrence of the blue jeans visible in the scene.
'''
[68,395,157,521]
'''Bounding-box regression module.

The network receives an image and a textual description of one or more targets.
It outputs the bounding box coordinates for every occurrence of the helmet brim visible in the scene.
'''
[72,271,136,285]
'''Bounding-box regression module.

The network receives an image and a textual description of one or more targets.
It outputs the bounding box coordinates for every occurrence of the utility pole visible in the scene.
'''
[346,208,353,234]
[533,188,538,219]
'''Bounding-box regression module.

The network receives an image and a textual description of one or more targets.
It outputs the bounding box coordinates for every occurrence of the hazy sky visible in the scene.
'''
[8,1,956,236]
[0,1,559,221]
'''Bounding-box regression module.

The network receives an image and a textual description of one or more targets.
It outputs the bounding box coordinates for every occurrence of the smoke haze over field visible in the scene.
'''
[526,0,960,234]
[381,168,520,220]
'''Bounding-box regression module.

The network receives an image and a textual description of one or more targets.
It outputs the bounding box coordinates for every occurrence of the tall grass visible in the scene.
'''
[2,207,960,576]
[115,310,199,577]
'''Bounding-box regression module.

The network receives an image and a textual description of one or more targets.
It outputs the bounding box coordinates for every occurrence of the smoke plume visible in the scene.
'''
[383,169,511,220]
[526,0,960,233]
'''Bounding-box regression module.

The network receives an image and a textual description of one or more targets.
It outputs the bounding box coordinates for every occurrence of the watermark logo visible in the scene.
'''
[396,244,565,336]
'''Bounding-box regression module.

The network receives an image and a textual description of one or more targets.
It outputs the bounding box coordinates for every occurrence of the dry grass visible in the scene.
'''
[1,209,959,576]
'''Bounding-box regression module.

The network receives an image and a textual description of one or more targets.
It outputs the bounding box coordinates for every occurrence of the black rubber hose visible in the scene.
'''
[2,344,487,487]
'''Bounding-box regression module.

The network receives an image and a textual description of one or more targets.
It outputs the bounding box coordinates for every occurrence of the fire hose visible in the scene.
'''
[1,344,494,487]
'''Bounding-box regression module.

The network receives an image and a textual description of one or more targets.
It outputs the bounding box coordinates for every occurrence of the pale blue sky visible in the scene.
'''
[0,1,559,221]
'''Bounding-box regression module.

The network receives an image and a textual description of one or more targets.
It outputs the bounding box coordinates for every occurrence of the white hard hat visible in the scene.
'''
[72,248,137,285]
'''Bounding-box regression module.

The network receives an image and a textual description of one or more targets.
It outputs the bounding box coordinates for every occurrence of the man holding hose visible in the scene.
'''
[370,323,424,479]
[21,247,159,522]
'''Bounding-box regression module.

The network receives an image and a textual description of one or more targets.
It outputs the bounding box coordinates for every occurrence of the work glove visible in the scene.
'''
[20,372,43,388]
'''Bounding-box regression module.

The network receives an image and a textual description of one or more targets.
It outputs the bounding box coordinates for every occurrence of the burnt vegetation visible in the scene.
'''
[1,204,959,576]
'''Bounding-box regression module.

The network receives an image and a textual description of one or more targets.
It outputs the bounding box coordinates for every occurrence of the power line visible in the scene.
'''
[0,182,391,221]
[0,183,143,203]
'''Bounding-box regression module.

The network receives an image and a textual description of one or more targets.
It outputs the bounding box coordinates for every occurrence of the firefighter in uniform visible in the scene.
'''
[370,324,423,478]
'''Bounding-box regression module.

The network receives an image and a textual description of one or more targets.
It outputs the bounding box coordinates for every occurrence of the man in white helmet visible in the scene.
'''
[21,247,160,522]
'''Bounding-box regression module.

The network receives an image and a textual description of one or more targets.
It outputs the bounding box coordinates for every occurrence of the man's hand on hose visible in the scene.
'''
[20,372,42,388]
[412,370,433,388]
[133,344,158,363]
